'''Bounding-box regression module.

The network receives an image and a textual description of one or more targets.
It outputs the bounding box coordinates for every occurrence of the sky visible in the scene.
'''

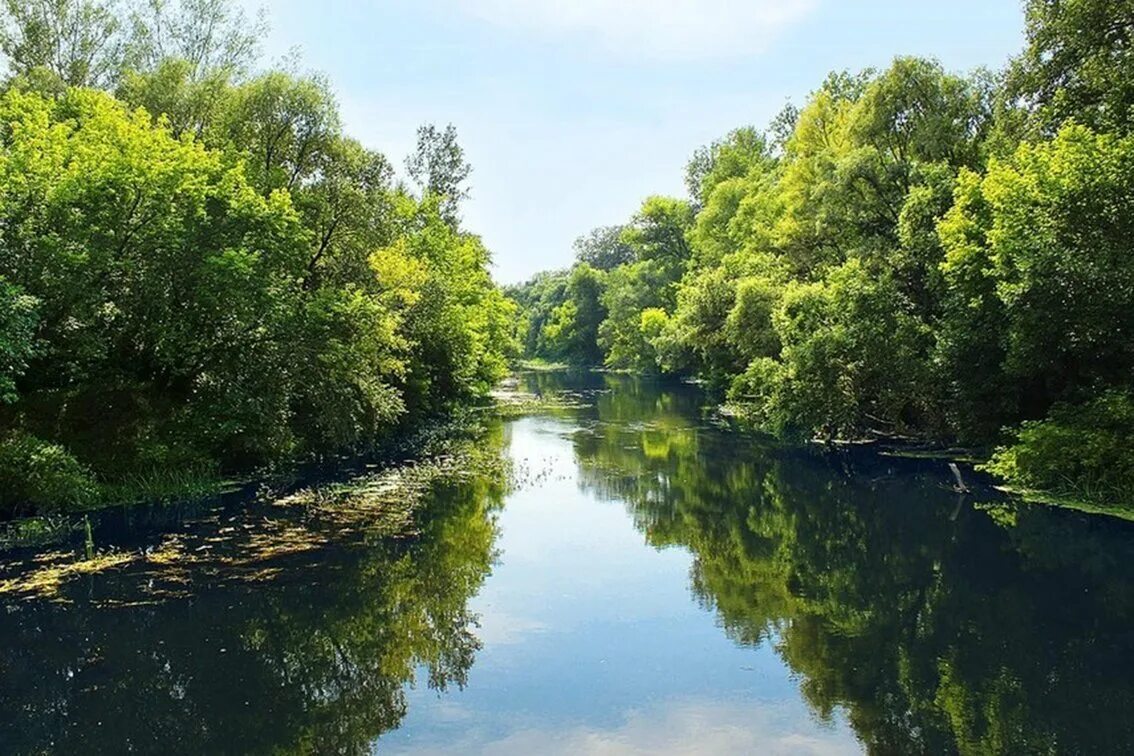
[248,0,1026,284]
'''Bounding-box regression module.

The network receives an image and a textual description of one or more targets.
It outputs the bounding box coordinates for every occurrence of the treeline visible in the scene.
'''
[509,0,1134,509]
[0,0,516,516]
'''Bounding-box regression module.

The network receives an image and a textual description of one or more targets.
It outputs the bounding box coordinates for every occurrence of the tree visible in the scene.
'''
[598,261,670,371]
[0,88,313,469]
[572,225,634,271]
[116,56,234,138]
[769,260,933,438]
[293,136,396,289]
[622,196,694,266]
[405,123,471,227]
[0,277,38,405]
[124,0,265,81]
[541,264,606,365]
[0,0,124,87]
[505,270,571,359]
[684,126,772,208]
[1008,0,1134,136]
[217,70,341,196]
[938,124,1134,426]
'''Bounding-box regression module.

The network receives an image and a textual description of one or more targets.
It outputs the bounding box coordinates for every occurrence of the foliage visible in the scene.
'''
[0,0,263,90]
[572,224,633,271]
[1008,0,1134,136]
[769,260,934,438]
[513,26,1134,507]
[598,260,671,371]
[983,391,1134,507]
[939,125,1134,434]
[540,263,606,366]
[0,433,95,515]
[405,123,471,227]
[0,1,515,515]
[0,276,38,404]
[0,0,124,88]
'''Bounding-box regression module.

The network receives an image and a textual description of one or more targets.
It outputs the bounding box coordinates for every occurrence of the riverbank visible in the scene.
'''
[0,405,510,562]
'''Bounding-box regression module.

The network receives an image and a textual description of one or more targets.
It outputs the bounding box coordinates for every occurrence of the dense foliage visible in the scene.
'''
[510,1,1134,508]
[0,0,515,515]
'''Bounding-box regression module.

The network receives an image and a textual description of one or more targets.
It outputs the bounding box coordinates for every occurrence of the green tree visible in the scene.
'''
[939,125,1134,427]
[405,123,472,227]
[123,0,265,80]
[1008,0,1134,135]
[0,87,311,470]
[770,260,934,438]
[598,261,670,371]
[541,264,606,365]
[0,0,123,87]
[0,277,38,404]
[572,225,634,271]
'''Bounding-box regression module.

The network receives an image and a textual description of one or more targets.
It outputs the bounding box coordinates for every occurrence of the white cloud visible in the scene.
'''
[392,697,860,755]
[454,0,818,59]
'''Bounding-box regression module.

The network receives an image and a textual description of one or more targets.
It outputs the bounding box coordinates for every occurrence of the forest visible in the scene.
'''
[509,0,1134,511]
[0,0,517,516]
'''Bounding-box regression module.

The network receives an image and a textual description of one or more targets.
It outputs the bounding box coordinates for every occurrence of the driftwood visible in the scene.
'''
[948,462,971,494]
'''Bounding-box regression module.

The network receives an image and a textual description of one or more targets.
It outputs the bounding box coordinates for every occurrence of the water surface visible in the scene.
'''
[3,373,1134,754]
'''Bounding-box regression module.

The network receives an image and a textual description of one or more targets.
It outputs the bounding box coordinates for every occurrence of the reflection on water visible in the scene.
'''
[3,374,1134,754]
[0,424,510,754]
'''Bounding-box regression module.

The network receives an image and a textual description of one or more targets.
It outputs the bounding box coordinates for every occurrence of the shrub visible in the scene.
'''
[0,434,96,516]
[983,392,1134,507]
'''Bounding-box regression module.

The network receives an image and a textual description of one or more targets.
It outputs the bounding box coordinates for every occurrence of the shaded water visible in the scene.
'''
[3,373,1134,754]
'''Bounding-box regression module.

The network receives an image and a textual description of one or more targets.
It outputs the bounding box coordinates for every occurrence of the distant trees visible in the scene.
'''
[572,225,633,271]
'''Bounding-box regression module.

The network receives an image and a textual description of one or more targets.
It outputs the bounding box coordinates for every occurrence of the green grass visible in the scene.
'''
[0,515,74,550]
[95,467,236,508]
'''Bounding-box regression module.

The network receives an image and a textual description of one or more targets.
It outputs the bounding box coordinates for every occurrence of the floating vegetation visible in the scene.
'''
[513,359,572,372]
[0,419,516,605]
[490,385,591,419]
[0,550,134,603]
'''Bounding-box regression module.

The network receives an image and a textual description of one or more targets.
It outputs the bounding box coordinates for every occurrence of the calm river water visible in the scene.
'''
[3,372,1134,754]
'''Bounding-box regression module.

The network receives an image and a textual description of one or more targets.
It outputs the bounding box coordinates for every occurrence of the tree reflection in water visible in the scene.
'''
[0,423,509,755]
[564,373,1134,755]
[3,376,1134,755]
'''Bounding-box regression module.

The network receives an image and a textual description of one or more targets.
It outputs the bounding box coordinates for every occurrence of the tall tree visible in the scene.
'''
[405,123,471,227]
[123,0,265,80]
[572,225,634,271]
[1009,0,1134,135]
[0,0,124,87]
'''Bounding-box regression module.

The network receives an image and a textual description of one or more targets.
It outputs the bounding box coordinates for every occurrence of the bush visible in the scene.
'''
[983,392,1134,507]
[0,434,96,516]
[728,357,790,433]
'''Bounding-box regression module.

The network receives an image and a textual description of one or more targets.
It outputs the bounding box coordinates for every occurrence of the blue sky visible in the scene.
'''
[250,1,1026,283]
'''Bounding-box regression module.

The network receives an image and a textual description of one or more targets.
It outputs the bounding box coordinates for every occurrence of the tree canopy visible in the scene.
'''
[0,0,516,515]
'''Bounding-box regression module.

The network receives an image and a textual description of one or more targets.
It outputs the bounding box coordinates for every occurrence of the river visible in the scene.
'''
[2,372,1134,754]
